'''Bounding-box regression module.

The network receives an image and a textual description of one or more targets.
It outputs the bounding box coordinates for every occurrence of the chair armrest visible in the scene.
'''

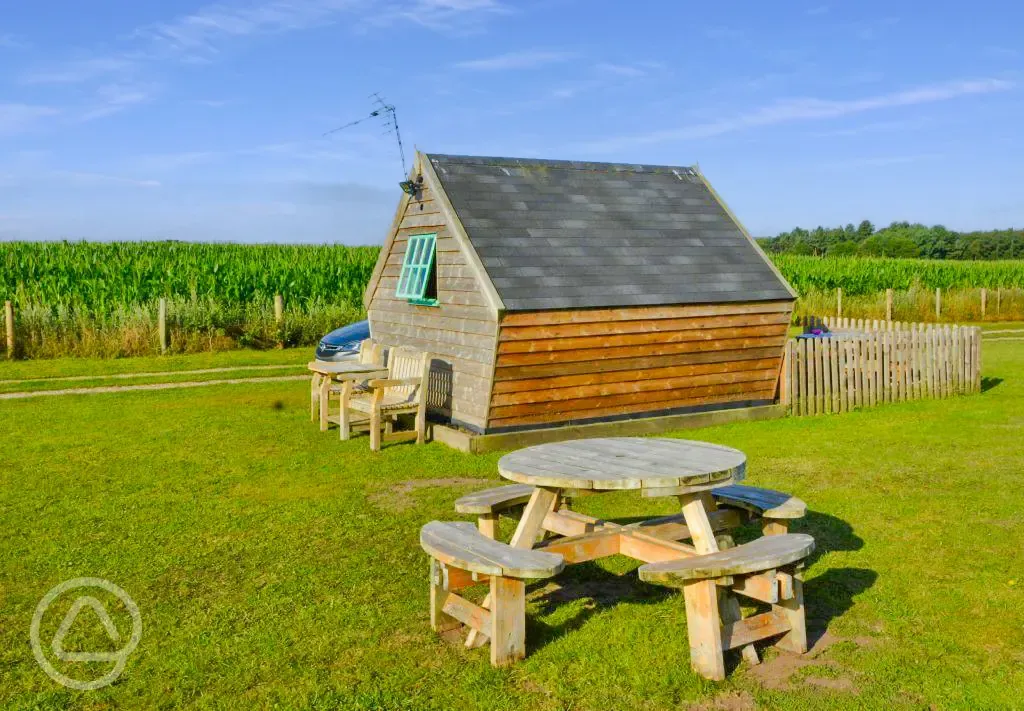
[368,377,422,388]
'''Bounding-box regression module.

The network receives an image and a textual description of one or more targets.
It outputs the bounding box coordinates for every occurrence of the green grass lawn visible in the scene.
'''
[1,344,1022,710]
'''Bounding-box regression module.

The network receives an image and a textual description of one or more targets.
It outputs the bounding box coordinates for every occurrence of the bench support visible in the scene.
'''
[430,560,461,633]
[773,569,807,653]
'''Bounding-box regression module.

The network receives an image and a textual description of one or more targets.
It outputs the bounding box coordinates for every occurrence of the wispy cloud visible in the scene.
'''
[50,170,161,188]
[596,62,648,78]
[130,139,352,173]
[0,33,29,49]
[18,0,505,98]
[985,46,1019,59]
[703,26,744,41]
[79,84,154,121]
[139,0,504,54]
[194,98,233,108]
[811,117,933,137]
[454,49,575,71]
[364,0,506,33]
[0,103,60,135]
[852,16,899,42]
[133,151,221,171]
[241,141,353,161]
[807,5,829,15]
[580,78,1014,152]
[21,57,135,84]
[137,0,359,53]
[823,153,942,170]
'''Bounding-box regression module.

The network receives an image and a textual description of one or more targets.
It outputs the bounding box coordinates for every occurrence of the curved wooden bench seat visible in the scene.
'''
[639,533,814,585]
[454,484,535,516]
[711,485,806,520]
[421,521,564,579]
[421,521,564,667]
[640,532,815,679]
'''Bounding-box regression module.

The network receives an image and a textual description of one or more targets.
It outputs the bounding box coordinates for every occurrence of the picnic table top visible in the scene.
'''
[306,361,388,376]
[498,437,746,492]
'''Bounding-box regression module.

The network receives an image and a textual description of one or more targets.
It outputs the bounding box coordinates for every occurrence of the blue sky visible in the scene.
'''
[1,0,1021,243]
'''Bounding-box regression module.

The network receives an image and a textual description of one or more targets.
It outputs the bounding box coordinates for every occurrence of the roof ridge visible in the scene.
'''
[426,153,698,175]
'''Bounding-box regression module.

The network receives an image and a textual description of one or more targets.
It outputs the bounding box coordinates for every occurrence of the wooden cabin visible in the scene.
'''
[363,152,797,435]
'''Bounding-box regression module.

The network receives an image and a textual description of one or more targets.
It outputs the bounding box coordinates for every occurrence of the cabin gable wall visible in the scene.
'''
[367,180,498,432]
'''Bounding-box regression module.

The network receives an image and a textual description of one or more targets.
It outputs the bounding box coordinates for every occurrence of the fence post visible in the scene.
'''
[885,288,893,322]
[935,288,941,321]
[997,288,1002,315]
[158,298,168,354]
[274,293,285,349]
[980,288,987,320]
[837,288,843,318]
[4,300,13,359]
[780,341,790,409]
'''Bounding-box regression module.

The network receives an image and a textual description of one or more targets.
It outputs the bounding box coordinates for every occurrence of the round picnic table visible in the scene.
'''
[497,437,746,558]
[498,437,746,494]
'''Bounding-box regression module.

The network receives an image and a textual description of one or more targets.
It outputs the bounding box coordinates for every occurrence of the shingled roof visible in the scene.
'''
[425,154,795,312]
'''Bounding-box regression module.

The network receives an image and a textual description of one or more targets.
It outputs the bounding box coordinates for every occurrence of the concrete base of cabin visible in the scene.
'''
[430,403,785,454]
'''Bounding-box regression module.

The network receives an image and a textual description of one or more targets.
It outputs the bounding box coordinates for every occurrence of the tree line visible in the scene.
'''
[759,221,1024,260]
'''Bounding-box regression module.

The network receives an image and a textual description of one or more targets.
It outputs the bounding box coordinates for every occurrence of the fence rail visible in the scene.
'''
[782,319,982,416]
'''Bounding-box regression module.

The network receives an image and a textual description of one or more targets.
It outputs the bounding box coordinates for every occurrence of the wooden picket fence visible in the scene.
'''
[782,318,982,416]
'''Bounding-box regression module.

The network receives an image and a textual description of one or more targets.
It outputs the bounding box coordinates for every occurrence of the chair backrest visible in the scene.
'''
[358,339,383,366]
[387,347,431,403]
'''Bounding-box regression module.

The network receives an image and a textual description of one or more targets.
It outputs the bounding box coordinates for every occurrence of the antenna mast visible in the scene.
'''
[323,93,408,178]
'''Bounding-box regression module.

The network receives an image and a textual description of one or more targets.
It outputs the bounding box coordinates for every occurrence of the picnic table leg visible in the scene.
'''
[489,576,526,666]
[678,492,726,681]
[466,486,560,650]
[318,376,332,431]
[310,374,322,422]
[339,381,352,441]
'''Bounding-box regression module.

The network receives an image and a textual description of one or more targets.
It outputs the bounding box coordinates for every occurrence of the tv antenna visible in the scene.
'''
[324,93,408,179]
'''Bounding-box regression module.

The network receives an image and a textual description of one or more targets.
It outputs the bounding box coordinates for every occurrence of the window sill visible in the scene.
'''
[407,298,440,307]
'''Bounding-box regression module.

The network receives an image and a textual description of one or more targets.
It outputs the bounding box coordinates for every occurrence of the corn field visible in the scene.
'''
[773,255,1024,295]
[2,242,1024,359]
[0,242,380,358]
[0,242,379,312]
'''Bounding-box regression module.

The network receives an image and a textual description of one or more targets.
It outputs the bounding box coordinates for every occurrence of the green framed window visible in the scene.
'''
[395,232,438,304]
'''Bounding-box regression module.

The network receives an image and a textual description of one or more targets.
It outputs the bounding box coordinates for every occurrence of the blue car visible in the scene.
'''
[315,319,370,362]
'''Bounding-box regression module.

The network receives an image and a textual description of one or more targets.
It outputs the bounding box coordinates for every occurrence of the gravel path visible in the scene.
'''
[0,374,309,400]
[0,363,304,386]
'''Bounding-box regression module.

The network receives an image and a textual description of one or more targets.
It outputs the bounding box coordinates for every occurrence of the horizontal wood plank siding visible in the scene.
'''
[368,182,497,431]
[489,301,793,429]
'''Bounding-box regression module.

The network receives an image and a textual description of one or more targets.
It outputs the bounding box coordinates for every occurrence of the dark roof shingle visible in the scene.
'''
[427,154,794,311]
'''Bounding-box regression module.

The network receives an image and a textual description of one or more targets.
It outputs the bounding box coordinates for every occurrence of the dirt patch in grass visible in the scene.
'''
[372,478,483,511]
[748,629,871,693]
[805,675,859,692]
[689,691,757,711]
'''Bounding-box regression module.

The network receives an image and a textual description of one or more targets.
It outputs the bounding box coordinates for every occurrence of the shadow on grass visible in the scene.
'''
[804,567,878,646]
[982,376,1003,393]
[525,561,674,649]
[523,510,874,654]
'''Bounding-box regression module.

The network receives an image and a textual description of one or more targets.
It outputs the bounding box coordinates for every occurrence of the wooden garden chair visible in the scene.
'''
[340,347,431,451]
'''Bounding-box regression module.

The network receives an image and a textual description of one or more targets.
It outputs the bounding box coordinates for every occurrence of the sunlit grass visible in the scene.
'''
[0,344,1022,709]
